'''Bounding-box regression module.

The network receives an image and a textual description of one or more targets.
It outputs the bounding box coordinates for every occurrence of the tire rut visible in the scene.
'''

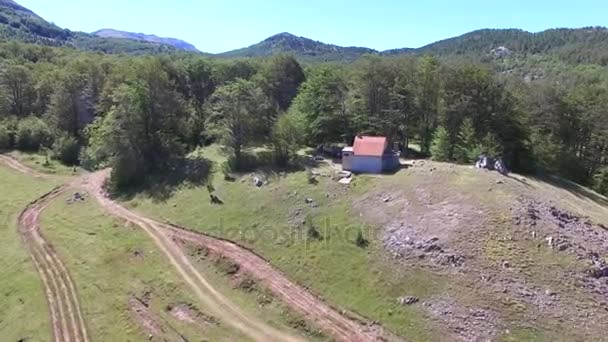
[18,187,90,342]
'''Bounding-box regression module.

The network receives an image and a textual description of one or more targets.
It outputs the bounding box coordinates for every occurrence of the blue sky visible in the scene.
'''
[18,0,605,53]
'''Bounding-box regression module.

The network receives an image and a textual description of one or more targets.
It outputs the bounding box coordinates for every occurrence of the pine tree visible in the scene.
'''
[430,126,452,161]
[455,118,477,163]
[477,132,503,157]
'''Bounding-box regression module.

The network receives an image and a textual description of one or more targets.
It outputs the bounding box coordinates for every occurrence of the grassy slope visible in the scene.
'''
[7,151,82,177]
[123,146,608,341]
[124,147,445,340]
[0,166,60,341]
[40,186,323,341]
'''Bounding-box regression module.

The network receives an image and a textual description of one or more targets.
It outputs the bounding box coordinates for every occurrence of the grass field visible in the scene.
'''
[0,166,60,341]
[122,146,608,341]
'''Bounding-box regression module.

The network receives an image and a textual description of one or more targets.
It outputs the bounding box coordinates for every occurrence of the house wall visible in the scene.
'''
[350,156,383,174]
[342,152,353,171]
[382,153,400,171]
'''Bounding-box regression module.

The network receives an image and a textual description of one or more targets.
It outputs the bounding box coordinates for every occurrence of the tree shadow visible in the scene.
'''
[529,174,608,207]
[115,156,213,203]
[222,150,316,179]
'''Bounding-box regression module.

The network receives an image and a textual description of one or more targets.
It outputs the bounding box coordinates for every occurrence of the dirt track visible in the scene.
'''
[18,186,90,342]
[3,155,391,342]
[81,170,305,342]
[84,170,390,342]
[0,154,48,178]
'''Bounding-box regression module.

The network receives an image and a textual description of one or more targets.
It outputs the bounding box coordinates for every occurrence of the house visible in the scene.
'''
[341,136,400,174]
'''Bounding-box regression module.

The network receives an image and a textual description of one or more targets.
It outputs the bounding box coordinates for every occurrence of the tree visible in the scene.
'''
[455,118,477,163]
[45,72,86,137]
[414,56,443,154]
[272,111,305,165]
[51,132,80,165]
[291,67,351,144]
[89,58,189,188]
[15,117,53,151]
[430,126,451,161]
[260,54,305,111]
[477,132,503,157]
[207,79,271,162]
[2,64,35,117]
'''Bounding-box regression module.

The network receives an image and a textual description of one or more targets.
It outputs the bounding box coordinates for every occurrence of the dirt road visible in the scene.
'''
[84,170,389,341]
[18,186,90,342]
[82,170,305,342]
[3,155,392,342]
[0,154,48,179]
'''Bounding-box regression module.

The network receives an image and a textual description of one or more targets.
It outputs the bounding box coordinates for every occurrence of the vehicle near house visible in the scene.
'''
[341,136,400,174]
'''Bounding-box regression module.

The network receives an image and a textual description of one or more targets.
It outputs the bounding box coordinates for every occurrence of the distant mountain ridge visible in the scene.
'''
[3,0,608,65]
[0,0,192,54]
[93,29,199,52]
[218,32,377,62]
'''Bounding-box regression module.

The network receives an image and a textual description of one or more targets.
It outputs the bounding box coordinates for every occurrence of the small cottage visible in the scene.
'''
[341,136,400,174]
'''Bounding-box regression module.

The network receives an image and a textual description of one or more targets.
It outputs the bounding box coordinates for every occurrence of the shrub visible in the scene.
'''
[51,133,80,165]
[593,167,608,196]
[0,125,10,149]
[355,229,369,248]
[430,126,451,161]
[305,215,322,240]
[15,117,53,151]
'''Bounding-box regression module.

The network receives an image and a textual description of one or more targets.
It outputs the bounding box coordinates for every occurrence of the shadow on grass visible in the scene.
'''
[530,174,608,207]
[223,150,318,179]
[115,156,213,203]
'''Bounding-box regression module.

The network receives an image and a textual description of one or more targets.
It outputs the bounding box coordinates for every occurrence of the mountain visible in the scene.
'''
[93,29,199,52]
[398,27,608,65]
[0,0,190,54]
[0,0,70,42]
[218,32,377,62]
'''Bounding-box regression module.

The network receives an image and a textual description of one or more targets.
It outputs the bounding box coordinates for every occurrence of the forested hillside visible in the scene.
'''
[0,38,606,194]
[0,0,187,54]
[0,0,606,194]
[408,27,608,65]
[93,29,199,52]
[219,32,377,62]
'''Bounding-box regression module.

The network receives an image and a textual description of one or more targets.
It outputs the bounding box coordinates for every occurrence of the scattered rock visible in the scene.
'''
[253,176,264,188]
[383,196,392,203]
[339,177,353,185]
[337,170,352,179]
[305,198,314,204]
[496,180,505,184]
[545,289,557,297]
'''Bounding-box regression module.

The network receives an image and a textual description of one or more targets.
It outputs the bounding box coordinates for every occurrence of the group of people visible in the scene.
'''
[475,155,508,175]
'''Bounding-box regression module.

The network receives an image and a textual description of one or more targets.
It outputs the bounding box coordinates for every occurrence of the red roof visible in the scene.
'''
[353,136,388,157]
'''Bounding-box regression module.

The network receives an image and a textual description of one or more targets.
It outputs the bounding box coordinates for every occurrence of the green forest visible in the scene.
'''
[0,40,606,194]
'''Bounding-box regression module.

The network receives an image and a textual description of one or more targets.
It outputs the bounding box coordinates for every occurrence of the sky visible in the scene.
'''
[18,0,607,53]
